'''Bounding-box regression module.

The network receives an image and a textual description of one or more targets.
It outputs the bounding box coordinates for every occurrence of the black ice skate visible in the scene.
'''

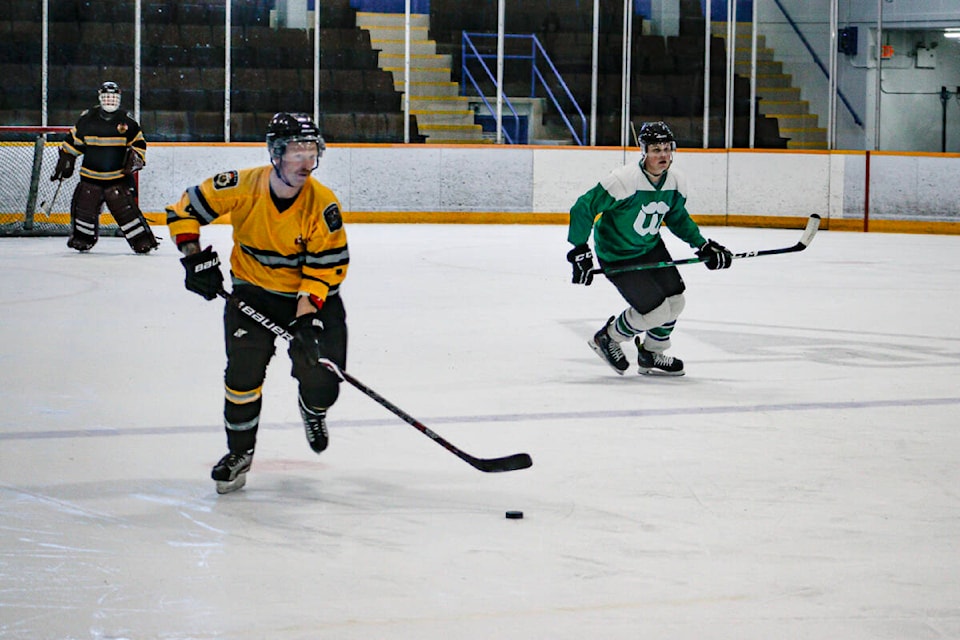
[300,402,329,453]
[635,338,685,376]
[588,316,629,374]
[211,450,253,494]
[67,237,94,252]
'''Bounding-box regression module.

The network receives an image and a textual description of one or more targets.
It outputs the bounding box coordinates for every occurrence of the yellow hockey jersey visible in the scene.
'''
[166,165,349,302]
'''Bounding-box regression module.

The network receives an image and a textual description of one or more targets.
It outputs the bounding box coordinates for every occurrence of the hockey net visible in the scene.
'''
[0,126,119,237]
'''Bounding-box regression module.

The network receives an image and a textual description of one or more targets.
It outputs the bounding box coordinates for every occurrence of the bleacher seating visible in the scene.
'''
[430,0,786,148]
[1,0,418,143]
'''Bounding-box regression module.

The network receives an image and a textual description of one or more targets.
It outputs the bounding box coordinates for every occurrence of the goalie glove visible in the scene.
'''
[696,239,733,270]
[179,245,224,300]
[123,148,145,175]
[51,150,75,181]
[288,312,327,370]
[566,244,595,285]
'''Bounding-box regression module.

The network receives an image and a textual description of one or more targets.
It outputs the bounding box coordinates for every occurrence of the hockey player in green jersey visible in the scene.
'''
[566,121,733,376]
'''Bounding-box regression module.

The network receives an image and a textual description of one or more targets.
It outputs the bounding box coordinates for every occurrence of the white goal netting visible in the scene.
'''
[0,126,120,237]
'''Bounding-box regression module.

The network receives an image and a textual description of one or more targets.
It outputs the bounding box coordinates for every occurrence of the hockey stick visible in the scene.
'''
[216,290,533,473]
[39,178,65,217]
[590,213,821,277]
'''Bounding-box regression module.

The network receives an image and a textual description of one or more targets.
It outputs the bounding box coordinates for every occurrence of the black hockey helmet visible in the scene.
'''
[638,121,676,148]
[98,81,121,113]
[266,112,325,161]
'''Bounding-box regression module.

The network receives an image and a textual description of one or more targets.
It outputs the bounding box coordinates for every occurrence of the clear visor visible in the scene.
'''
[99,93,121,113]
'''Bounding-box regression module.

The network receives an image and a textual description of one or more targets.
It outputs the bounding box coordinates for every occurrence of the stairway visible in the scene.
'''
[715,22,827,149]
[356,12,486,143]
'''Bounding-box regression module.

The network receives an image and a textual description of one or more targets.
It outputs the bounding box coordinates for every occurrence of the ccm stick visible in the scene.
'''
[590,213,821,276]
[217,290,533,473]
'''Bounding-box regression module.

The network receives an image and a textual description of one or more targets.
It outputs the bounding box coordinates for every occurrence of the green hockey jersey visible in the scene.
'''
[568,162,706,264]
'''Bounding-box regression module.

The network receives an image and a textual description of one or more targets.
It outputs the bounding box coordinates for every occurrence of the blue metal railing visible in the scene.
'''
[770,0,863,128]
[461,32,588,145]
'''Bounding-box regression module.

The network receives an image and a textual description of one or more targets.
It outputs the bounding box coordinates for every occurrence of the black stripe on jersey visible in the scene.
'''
[305,246,350,269]
[239,244,301,269]
[302,273,341,296]
[186,185,219,225]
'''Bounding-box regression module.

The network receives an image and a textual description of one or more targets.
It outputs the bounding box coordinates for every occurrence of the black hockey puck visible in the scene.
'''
[505,510,524,519]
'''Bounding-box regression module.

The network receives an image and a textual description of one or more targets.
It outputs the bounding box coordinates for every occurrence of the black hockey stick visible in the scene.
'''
[590,213,821,277]
[217,290,533,473]
[39,178,65,217]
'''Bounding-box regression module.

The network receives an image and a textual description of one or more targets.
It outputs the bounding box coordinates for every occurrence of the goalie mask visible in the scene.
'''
[98,81,122,113]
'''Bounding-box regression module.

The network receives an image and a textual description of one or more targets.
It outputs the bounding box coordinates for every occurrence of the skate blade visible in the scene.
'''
[638,367,685,377]
[215,473,247,494]
[587,339,626,375]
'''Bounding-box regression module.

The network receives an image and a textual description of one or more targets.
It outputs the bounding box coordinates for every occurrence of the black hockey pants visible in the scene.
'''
[222,285,347,453]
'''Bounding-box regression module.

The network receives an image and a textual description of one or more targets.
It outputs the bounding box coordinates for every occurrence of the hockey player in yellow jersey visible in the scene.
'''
[167,113,349,494]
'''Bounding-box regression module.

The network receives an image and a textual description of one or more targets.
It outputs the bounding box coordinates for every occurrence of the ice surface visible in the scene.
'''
[1,223,959,639]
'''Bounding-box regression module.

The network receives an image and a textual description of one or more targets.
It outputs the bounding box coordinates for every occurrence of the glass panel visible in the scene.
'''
[754,0,833,150]
[2,1,42,126]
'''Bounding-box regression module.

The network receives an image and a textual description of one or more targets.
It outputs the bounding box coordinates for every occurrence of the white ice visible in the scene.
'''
[1,222,959,639]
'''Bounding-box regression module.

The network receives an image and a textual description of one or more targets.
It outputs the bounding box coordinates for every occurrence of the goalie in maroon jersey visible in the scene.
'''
[51,81,157,254]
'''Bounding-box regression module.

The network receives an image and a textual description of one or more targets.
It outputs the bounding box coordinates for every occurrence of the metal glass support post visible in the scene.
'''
[314,2,321,129]
[620,0,633,147]
[591,0,599,146]
[496,0,505,144]
[42,0,49,127]
[749,0,758,148]
[225,0,232,143]
[873,0,882,150]
[703,0,711,148]
[724,0,736,148]
[404,0,411,143]
[134,0,142,123]
[828,0,838,149]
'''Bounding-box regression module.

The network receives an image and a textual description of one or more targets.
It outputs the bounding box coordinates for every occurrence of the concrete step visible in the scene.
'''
[396,81,460,97]
[779,126,827,143]
[410,109,476,126]
[757,86,802,102]
[419,122,486,143]
[362,24,430,42]
[371,39,438,56]
[755,73,793,88]
[384,67,450,84]
[758,100,809,116]
[734,46,774,62]
[408,96,474,111]
[711,21,755,36]
[355,11,430,28]
[735,59,782,75]
[378,52,453,69]
[773,113,819,129]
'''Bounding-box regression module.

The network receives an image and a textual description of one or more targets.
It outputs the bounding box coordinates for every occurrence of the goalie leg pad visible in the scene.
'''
[103,183,158,253]
[68,181,105,251]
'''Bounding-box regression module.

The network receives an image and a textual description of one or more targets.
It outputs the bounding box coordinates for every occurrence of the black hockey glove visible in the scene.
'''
[288,312,327,370]
[180,246,224,300]
[51,150,75,181]
[566,244,595,285]
[696,239,733,270]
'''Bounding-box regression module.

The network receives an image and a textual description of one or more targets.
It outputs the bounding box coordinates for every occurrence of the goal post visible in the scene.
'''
[0,126,120,237]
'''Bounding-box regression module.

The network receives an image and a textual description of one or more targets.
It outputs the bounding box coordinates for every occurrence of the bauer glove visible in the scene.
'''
[696,239,733,270]
[566,244,595,285]
[51,150,75,181]
[180,246,224,300]
[288,312,327,370]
